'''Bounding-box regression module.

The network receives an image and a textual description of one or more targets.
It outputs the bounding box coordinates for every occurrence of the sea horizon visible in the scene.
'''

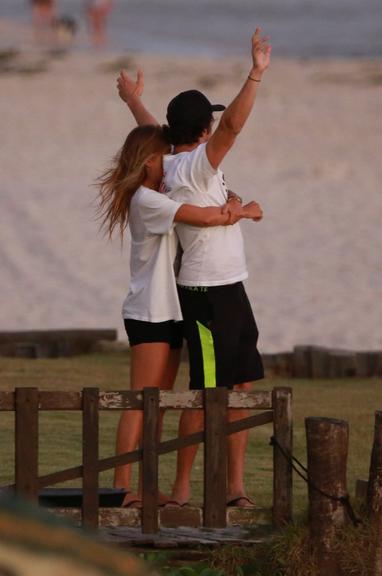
[1,0,382,58]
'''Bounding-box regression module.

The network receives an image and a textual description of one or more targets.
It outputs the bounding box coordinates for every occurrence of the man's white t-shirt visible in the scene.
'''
[122,186,183,322]
[163,143,248,287]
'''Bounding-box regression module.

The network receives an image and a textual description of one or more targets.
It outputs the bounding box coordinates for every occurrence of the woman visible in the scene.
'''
[98,124,260,506]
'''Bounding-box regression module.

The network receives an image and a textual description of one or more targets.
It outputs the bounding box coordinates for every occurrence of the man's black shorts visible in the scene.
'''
[178,282,264,390]
[124,319,183,349]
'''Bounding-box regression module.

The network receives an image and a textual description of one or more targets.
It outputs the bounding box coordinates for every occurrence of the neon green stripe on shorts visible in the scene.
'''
[196,321,216,388]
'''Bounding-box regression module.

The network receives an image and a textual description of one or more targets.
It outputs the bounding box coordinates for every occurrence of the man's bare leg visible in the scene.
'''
[171,383,253,507]
[170,408,204,505]
[227,381,253,506]
[114,343,180,506]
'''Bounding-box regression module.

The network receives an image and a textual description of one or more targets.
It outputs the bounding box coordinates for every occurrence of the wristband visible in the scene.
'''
[248,75,261,83]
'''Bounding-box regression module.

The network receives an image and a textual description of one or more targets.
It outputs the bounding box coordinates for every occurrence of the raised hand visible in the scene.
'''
[251,28,271,74]
[117,69,144,103]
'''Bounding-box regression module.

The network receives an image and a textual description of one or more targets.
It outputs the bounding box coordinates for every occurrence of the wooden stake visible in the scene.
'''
[306,417,348,576]
[142,388,159,534]
[204,388,228,528]
[272,387,293,528]
[82,387,99,529]
[367,411,382,575]
[15,387,39,502]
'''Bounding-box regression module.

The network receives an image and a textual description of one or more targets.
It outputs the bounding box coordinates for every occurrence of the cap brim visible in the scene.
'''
[211,104,225,111]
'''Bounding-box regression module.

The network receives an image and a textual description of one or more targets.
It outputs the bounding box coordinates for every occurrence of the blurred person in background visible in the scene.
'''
[86,0,114,48]
[30,0,56,43]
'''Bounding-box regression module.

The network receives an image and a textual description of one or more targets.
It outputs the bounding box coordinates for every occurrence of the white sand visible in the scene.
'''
[1,40,381,353]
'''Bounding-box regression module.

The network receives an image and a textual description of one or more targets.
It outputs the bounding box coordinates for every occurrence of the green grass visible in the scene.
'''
[0,353,381,515]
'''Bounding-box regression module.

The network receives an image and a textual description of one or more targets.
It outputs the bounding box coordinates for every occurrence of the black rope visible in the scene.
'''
[270,436,362,526]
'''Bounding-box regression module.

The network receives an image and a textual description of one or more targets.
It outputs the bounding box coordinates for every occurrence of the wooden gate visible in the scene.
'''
[0,386,292,533]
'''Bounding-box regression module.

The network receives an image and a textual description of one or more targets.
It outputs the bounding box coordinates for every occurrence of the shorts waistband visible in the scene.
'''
[177,285,209,292]
[177,282,242,293]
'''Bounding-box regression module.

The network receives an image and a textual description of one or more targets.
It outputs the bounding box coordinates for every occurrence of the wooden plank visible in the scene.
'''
[306,417,348,576]
[98,448,142,474]
[99,390,271,410]
[227,411,273,435]
[272,387,293,528]
[293,345,313,378]
[38,465,83,488]
[0,329,117,358]
[328,350,357,378]
[311,346,330,379]
[15,387,39,502]
[142,388,159,534]
[39,391,82,410]
[82,387,99,529]
[50,505,270,529]
[1,389,272,412]
[99,391,143,410]
[52,411,273,482]
[204,388,227,528]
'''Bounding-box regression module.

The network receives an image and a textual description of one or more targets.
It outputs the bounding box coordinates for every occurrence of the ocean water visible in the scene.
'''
[1,0,382,57]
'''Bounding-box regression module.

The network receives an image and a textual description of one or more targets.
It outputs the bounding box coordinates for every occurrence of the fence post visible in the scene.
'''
[306,417,348,576]
[367,411,382,575]
[15,387,39,503]
[204,387,228,528]
[142,387,159,534]
[82,387,99,529]
[272,387,293,528]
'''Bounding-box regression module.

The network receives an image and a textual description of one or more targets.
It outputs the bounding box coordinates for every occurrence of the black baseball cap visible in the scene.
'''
[166,90,225,127]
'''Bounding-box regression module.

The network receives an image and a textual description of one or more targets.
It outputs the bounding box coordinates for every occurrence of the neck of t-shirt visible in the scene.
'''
[173,142,200,154]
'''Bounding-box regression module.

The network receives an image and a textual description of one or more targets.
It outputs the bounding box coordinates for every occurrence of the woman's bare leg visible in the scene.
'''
[114,344,181,506]
[114,343,170,502]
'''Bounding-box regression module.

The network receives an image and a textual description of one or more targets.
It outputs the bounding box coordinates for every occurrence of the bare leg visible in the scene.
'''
[136,348,182,502]
[170,408,204,505]
[227,381,253,506]
[114,343,173,505]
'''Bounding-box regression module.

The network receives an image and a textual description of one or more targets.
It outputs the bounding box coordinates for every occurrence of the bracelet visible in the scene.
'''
[248,75,261,83]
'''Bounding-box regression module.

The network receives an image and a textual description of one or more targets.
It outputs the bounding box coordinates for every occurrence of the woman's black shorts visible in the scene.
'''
[124,318,183,349]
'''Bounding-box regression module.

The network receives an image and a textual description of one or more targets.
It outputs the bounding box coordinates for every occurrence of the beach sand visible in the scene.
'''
[1,30,381,353]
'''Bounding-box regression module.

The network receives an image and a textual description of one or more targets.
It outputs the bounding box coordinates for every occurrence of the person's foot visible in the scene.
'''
[162,499,190,508]
[169,484,191,507]
[158,492,173,506]
[122,491,172,507]
[121,492,142,508]
[226,495,256,508]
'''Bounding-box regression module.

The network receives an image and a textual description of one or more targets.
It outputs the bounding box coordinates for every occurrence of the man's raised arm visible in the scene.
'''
[117,69,159,126]
[206,28,271,169]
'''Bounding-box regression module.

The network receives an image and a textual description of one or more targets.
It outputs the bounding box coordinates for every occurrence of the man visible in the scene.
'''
[118,28,271,507]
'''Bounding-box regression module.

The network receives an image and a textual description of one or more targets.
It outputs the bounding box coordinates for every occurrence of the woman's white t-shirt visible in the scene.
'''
[122,186,183,322]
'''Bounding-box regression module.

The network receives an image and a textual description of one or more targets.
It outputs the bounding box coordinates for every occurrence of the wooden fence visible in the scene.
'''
[0,386,292,534]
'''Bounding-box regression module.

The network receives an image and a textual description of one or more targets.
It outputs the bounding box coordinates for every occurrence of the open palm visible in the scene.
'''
[251,28,271,73]
[117,69,144,103]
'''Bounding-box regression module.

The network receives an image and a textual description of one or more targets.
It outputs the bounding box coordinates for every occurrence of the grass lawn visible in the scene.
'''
[0,352,380,516]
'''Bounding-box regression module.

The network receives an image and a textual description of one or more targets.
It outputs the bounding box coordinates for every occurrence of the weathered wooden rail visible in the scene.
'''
[0,387,292,534]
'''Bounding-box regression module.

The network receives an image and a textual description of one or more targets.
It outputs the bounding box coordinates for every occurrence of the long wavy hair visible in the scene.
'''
[97,124,171,239]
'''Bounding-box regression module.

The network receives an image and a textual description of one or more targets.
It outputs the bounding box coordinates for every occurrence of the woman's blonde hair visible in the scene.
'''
[97,124,171,239]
